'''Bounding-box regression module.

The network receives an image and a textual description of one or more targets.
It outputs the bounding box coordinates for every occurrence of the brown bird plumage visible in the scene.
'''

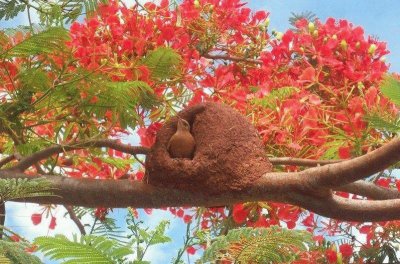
[167,118,195,158]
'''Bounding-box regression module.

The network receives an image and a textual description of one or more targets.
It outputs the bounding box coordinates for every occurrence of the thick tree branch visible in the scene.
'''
[2,170,400,221]
[2,138,400,221]
[11,139,149,172]
[287,192,400,222]
[269,157,342,167]
[336,181,400,200]
[64,205,86,235]
[0,170,297,207]
[301,138,400,189]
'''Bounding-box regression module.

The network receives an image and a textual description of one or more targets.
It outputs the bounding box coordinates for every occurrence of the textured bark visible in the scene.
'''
[2,103,400,222]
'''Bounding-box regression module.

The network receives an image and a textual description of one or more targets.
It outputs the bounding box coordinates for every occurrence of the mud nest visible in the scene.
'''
[145,102,272,194]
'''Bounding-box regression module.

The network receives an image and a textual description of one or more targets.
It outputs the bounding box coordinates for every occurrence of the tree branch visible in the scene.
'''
[0,170,297,208]
[301,138,400,189]
[10,139,149,172]
[336,181,400,200]
[269,157,342,167]
[2,170,399,222]
[64,205,86,235]
[3,138,400,221]
[202,53,262,64]
[287,192,400,222]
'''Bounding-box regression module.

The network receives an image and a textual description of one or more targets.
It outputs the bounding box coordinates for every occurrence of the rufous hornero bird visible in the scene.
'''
[167,117,195,159]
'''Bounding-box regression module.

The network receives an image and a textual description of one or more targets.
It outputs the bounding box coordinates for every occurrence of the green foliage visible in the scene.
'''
[380,75,400,106]
[0,240,41,264]
[126,211,172,262]
[202,226,313,263]
[38,0,108,25]
[363,75,400,135]
[90,215,126,243]
[251,87,299,110]
[34,234,133,264]
[0,178,54,201]
[142,47,183,80]
[289,11,317,28]
[90,81,158,128]
[364,113,400,133]
[1,27,69,58]
[0,0,108,25]
[358,243,399,263]
[0,0,25,21]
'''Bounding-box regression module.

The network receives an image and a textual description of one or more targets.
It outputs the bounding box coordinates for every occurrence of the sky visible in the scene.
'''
[1,1,400,263]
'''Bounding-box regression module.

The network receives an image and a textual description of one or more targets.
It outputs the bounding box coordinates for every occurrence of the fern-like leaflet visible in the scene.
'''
[202,226,313,263]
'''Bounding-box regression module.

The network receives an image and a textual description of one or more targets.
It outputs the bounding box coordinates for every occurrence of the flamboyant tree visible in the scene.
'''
[0,0,400,263]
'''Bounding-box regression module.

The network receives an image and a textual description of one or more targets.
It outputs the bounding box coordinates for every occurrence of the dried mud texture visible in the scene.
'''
[145,102,272,194]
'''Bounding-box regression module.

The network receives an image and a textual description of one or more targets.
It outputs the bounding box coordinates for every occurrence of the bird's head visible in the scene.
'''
[177,117,191,132]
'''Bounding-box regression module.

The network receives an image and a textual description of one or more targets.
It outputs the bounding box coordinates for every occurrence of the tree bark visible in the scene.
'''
[2,138,400,222]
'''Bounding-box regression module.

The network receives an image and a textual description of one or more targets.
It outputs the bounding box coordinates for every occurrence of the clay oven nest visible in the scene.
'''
[145,102,272,194]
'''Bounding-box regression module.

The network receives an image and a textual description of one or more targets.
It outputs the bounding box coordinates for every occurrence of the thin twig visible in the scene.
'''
[9,139,150,172]
[133,154,145,167]
[202,53,262,64]
[64,205,86,235]
[0,155,16,169]
[269,157,343,167]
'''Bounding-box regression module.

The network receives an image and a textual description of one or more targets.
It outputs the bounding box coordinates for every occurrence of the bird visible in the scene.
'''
[167,117,196,159]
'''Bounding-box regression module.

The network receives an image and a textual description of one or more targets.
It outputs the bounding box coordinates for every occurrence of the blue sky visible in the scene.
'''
[1,1,400,263]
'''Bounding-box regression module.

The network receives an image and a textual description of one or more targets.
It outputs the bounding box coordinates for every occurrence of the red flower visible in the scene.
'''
[183,215,192,224]
[144,208,153,215]
[31,213,42,225]
[176,209,184,218]
[10,235,20,242]
[49,216,57,230]
[338,146,351,159]
[186,246,196,255]
[339,243,353,258]
[135,171,145,181]
[376,178,391,188]
[302,213,314,227]
[299,67,316,83]
[137,123,163,147]
[232,204,249,224]
[325,249,337,263]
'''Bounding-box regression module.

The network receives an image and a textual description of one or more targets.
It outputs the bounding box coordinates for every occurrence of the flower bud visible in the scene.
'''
[264,17,270,28]
[368,44,377,55]
[312,30,318,37]
[194,0,200,8]
[308,21,315,32]
[340,40,347,50]
[275,31,283,40]
[332,34,337,40]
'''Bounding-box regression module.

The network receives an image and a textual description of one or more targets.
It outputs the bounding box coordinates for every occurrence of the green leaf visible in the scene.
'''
[1,27,70,58]
[380,75,400,106]
[0,0,26,21]
[142,47,182,80]
[202,226,313,263]
[364,113,400,133]
[251,86,299,110]
[0,240,41,264]
[35,234,133,264]
[90,81,157,129]
[0,178,54,201]
[148,220,171,245]
[17,68,51,92]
